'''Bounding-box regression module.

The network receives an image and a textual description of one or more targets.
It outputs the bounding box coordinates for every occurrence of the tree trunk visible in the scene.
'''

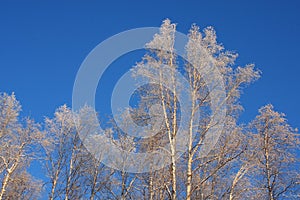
[149,174,154,200]
[264,130,274,200]
[0,170,11,199]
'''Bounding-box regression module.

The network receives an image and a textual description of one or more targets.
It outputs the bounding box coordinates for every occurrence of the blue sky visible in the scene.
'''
[1,0,300,129]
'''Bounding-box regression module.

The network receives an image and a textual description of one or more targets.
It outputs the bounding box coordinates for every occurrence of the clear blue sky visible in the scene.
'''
[1,0,300,129]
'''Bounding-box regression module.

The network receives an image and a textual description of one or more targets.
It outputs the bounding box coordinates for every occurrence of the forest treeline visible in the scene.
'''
[0,20,299,200]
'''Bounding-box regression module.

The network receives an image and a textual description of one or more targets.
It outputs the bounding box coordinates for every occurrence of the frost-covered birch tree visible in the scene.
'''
[249,105,300,200]
[0,93,42,200]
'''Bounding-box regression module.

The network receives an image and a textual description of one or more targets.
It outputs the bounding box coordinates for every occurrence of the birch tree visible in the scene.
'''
[0,93,42,200]
[133,19,260,200]
[43,105,88,200]
[249,104,300,200]
[133,19,179,199]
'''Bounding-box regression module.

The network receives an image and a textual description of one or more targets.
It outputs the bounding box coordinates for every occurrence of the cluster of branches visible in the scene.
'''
[0,20,299,200]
